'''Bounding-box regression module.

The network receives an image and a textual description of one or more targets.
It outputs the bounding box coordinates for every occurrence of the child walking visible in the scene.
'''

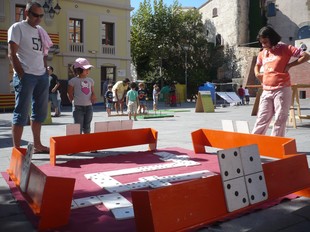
[138,82,147,114]
[105,84,114,116]
[126,82,139,121]
[153,84,160,111]
[67,58,97,134]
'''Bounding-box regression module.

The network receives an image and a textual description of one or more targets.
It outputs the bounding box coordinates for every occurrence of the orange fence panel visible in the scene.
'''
[191,129,297,159]
[50,128,158,165]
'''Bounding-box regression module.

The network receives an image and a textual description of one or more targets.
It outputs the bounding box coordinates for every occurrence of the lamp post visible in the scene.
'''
[183,45,189,102]
[43,0,61,19]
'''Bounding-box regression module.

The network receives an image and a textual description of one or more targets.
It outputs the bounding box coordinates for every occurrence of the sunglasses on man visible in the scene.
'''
[29,11,44,18]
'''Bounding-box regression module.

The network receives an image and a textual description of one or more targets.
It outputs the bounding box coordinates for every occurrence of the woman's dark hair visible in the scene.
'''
[47,66,54,72]
[257,26,281,46]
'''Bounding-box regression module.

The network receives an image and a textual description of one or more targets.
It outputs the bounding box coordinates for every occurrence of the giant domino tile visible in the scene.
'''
[217,144,268,212]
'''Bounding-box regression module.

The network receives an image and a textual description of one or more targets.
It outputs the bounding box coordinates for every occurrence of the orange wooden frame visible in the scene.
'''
[50,128,158,165]
[191,129,297,159]
[7,148,75,231]
[132,155,310,232]
[132,129,310,231]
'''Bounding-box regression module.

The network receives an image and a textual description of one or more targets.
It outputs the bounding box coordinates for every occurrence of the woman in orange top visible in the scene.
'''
[252,26,309,136]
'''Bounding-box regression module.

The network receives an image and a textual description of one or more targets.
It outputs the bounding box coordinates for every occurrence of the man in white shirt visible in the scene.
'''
[8,2,51,153]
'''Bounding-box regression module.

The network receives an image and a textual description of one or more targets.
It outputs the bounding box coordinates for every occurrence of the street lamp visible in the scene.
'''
[43,0,61,19]
[183,45,189,102]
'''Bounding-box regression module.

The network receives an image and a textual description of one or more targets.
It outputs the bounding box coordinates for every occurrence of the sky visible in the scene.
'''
[131,0,208,12]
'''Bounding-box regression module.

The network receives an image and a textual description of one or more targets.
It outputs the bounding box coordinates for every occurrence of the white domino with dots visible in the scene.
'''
[217,147,244,181]
[223,177,249,211]
[111,206,134,220]
[98,193,132,210]
[245,172,268,204]
[239,144,263,175]
[73,196,102,208]
[218,144,268,212]
[239,145,268,204]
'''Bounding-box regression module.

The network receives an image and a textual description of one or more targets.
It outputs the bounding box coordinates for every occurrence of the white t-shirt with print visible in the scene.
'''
[8,20,46,76]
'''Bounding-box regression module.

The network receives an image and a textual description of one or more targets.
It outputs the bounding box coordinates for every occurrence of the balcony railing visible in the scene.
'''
[102,45,115,55]
[69,43,84,53]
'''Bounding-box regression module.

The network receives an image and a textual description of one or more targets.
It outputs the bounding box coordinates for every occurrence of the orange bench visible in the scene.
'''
[0,94,15,112]
[7,148,75,231]
[50,128,158,165]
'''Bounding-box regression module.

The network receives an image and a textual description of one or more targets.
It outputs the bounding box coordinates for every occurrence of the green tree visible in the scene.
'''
[131,0,213,98]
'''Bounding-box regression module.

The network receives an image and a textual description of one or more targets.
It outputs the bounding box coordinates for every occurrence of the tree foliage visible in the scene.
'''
[131,0,213,97]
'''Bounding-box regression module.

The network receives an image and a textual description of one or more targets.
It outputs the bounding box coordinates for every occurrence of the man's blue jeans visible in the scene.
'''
[12,72,49,126]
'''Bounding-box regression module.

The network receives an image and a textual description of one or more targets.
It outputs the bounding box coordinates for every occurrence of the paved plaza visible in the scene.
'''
[1,99,310,231]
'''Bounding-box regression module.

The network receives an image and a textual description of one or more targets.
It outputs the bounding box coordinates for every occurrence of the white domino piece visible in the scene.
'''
[139,176,171,188]
[239,144,263,175]
[159,170,215,183]
[245,172,268,204]
[88,174,122,188]
[107,121,122,131]
[235,121,250,133]
[121,120,133,130]
[71,200,79,209]
[94,121,108,133]
[111,206,135,220]
[217,147,244,181]
[105,185,131,193]
[223,177,249,212]
[222,120,235,132]
[73,196,102,208]
[98,193,132,210]
[66,123,80,135]
[125,181,149,190]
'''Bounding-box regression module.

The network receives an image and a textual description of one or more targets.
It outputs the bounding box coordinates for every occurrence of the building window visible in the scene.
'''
[102,22,114,45]
[212,8,218,18]
[101,66,115,96]
[216,34,222,46]
[69,18,83,43]
[15,4,26,22]
[298,26,310,39]
[266,2,276,17]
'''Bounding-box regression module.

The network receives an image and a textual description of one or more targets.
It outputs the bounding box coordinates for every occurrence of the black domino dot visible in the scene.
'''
[237,168,241,174]
[234,151,238,156]
[224,171,229,176]
[235,191,239,196]
[242,198,247,203]
[262,192,266,197]
[251,195,255,200]
[249,156,254,162]
[221,153,225,159]
[248,178,252,183]
[227,184,231,189]
[259,175,263,180]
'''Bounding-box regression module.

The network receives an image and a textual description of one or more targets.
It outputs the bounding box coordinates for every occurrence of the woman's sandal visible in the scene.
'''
[33,146,50,154]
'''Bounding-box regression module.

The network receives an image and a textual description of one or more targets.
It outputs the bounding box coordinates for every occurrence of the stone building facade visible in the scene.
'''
[198,0,310,93]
